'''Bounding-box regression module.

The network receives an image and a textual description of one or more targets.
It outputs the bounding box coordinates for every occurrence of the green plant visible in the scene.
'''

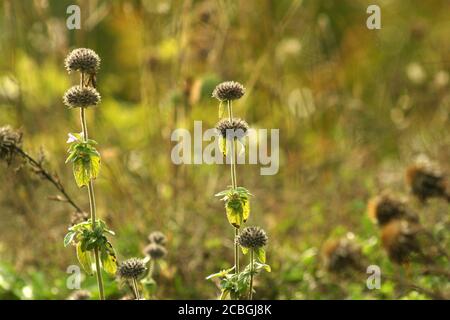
[208,81,270,299]
[62,48,117,300]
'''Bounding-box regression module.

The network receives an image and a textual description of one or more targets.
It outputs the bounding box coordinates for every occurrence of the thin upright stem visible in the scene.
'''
[79,72,105,300]
[249,249,254,300]
[227,100,240,274]
[132,277,141,300]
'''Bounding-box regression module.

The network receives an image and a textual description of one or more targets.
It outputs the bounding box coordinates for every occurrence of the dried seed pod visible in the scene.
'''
[143,243,167,260]
[148,231,167,245]
[322,234,363,273]
[63,85,101,108]
[0,126,22,164]
[367,193,418,227]
[215,118,249,140]
[117,258,147,280]
[237,226,268,249]
[406,162,449,203]
[65,48,101,75]
[212,81,245,101]
[381,219,422,264]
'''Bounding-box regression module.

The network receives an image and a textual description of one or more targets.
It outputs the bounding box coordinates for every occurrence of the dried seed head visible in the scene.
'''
[65,48,101,74]
[237,226,268,249]
[143,243,167,260]
[381,219,422,264]
[147,231,167,245]
[63,85,101,108]
[212,81,245,101]
[406,161,448,203]
[215,118,249,139]
[322,234,363,273]
[0,125,22,164]
[117,258,147,279]
[367,193,418,227]
[66,290,91,300]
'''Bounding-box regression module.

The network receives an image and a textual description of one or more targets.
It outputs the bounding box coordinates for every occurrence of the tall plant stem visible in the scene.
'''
[249,249,254,300]
[80,72,105,300]
[131,277,141,300]
[227,100,239,274]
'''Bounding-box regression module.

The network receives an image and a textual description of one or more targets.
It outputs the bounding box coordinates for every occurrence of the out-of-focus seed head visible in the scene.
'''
[322,234,363,273]
[367,193,418,227]
[65,48,101,74]
[215,118,249,140]
[148,231,167,245]
[117,258,147,280]
[143,243,167,260]
[237,226,268,249]
[0,125,22,164]
[212,81,245,101]
[381,219,421,264]
[66,290,91,300]
[406,160,449,203]
[63,85,101,108]
[70,211,89,226]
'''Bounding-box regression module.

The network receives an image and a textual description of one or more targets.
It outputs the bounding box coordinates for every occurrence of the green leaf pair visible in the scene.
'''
[65,133,101,187]
[64,219,117,276]
[241,247,266,263]
[215,187,252,228]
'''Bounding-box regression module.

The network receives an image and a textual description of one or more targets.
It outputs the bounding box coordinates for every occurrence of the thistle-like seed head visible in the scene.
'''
[63,85,101,108]
[143,243,167,260]
[237,226,268,249]
[212,81,245,101]
[148,231,167,245]
[406,161,448,203]
[215,118,249,139]
[65,48,101,74]
[0,125,22,164]
[322,234,363,273]
[367,193,418,227]
[117,258,147,279]
[381,219,421,264]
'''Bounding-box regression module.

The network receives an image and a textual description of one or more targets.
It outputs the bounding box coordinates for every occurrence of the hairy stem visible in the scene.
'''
[132,277,141,300]
[80,72,105,300]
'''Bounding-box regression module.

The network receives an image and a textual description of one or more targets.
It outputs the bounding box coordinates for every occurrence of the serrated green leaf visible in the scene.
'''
[226,203,243,228]
[76,242,93,276]
[242,198,250,223]
[100,242,117,275]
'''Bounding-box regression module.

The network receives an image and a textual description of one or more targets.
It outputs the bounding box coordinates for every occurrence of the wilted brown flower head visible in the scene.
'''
[237,226,268,249]
[63,85,101,108]
[143,243,167,260]
[0,126,22,164]
[65,48,101,74]
[406,162,449,203]
[148,231,167,245]
[381,219,422,264]
[322,234,363,273]
[117,258,147,280]
[212,81,245,101]
[215,118,249,140]
[367,193,418,227]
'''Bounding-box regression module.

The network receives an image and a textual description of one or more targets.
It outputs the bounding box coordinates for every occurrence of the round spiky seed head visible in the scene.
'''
[215,118,249,140]
[148,231,167,245]
[381,219,422,264]
[0,126,22,164]
[143,243,167,260]
[322,234,363,273]
[406,162,449,203]
[117,258,147,280]
[237,226,268,249]
[63,85,101,108]
[65,48,100,74]
[212,81,245,101]
[66,290,91,300]
[367,193,418,227]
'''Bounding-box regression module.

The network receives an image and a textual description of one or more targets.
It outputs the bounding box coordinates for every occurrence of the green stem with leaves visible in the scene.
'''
[227,100,240,275]
[80,72,105,300]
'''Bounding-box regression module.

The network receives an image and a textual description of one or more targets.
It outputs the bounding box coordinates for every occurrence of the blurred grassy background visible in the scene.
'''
[0,0,449,299]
